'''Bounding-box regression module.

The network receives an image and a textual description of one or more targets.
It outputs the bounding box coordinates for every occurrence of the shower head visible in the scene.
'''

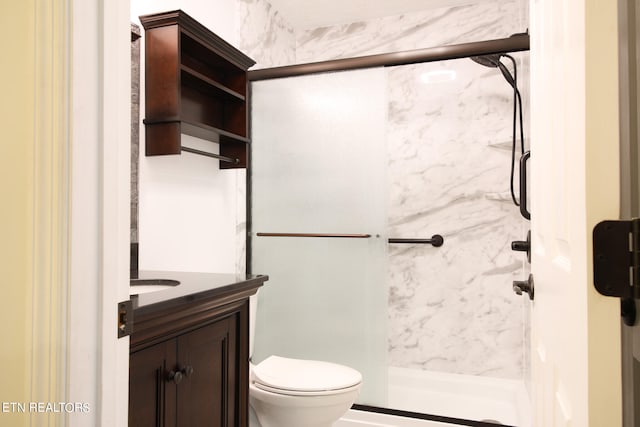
[471,54,517,90]
[471,52,525,209]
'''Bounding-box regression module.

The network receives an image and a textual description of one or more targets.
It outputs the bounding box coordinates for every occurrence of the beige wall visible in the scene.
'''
[0,1,35,425]
[0,1,70,424]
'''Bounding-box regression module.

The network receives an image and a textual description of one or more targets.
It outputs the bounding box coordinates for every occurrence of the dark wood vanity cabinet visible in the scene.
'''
[139,10,255,168]
[128,275,265,427]
[175,318,239,426]
[129,314,240,426]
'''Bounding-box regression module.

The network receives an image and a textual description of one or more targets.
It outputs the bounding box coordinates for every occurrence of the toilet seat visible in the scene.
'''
[252,355,362,397]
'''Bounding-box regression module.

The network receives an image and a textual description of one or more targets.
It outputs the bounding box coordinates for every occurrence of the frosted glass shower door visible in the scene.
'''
[250,68,388,405]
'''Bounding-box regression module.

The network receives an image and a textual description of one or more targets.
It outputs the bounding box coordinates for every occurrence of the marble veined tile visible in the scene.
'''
[296,1,524,63]
[236,0,295,68]
[386,58,527,379]
[236,169,247,275]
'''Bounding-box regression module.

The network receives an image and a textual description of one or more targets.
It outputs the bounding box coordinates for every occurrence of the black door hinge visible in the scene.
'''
[593,219,640,298]
[593,219,640,326]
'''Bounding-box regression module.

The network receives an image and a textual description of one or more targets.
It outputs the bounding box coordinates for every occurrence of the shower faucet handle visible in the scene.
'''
[513,274,534,300]
[511,230,531,263]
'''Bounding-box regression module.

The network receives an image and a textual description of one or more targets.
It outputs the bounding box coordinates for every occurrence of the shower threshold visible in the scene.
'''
[337,408,509,427]
[337,368,530,427]
[342,406,511,427]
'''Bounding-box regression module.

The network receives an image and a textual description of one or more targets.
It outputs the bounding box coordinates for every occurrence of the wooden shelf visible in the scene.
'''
[181,65,246,102]
[140,10,255,169]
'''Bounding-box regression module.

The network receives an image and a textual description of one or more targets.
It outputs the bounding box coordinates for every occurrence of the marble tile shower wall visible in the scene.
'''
[236,0,296,68]
[234,0,295,277]
[386,59,526,379]
[295,1,525,63]
[238,0,530,380]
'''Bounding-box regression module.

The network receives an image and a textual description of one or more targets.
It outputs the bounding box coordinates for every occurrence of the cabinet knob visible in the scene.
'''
[167,366,193,384]
[182,365,194,378]
[167,370,184,384]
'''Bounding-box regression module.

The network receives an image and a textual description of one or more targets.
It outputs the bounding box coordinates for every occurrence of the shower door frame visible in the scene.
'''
[247,34,530,82]
[246,34,531,426]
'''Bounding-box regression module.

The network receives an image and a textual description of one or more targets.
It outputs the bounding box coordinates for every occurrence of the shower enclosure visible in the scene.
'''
[249,41,530,425]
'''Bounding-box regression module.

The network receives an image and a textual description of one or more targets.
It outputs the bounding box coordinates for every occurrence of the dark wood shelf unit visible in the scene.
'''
[140,10,255,169]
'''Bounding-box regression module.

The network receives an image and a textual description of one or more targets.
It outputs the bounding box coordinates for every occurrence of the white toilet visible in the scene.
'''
[249,295,362,427]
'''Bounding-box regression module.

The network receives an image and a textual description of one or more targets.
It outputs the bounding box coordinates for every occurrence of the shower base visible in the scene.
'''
[337,367,531,427]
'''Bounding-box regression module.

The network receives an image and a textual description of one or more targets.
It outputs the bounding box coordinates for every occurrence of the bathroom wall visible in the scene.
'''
[131,0,247,274]
[239,0,530,380]
[236,0,295,67]
[131,0,238,45]
[294,1,524,63]
[238,0,527,68]
[386,58,526,379]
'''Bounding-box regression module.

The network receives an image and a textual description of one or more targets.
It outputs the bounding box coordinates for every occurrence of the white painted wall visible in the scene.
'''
[131,0,243,274]
[131,0,237,45]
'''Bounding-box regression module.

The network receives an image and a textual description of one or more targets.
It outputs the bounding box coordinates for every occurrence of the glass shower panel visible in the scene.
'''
[250,68,388,405]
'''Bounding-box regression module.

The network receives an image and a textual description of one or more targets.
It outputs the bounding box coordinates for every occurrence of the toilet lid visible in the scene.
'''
[253,356,362,393]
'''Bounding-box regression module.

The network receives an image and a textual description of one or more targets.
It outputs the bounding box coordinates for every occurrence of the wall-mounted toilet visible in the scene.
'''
[249,295,362,427]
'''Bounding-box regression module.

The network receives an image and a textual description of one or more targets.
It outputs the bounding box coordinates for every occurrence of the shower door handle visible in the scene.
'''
[520,151,531,220]
[388,235,444,247]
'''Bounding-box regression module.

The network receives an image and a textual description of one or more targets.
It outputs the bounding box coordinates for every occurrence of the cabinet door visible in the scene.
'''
[176,316,238,427]
[129,339,177,427]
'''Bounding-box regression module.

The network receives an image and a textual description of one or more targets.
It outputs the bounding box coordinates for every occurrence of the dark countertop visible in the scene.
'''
[131,270,268,315]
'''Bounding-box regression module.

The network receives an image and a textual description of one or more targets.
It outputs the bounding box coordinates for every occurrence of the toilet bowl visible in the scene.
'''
[249,295,362,427]
[249,355,361,427]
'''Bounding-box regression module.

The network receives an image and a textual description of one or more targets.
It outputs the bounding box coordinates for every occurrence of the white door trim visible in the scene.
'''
[68,0,131,425]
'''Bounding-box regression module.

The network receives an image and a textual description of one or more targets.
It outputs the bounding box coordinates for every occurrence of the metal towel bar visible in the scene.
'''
[181,146,239,164]
[256,233,371,238]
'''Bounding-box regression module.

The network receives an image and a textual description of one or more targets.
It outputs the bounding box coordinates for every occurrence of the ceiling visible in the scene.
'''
[266,0,479,29]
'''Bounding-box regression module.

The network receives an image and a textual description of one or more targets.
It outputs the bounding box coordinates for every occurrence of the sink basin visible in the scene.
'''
[130,279,180,294]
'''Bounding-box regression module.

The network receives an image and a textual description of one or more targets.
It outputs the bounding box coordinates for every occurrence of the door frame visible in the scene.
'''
[66,0,131,425]
[618,0,640,425]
